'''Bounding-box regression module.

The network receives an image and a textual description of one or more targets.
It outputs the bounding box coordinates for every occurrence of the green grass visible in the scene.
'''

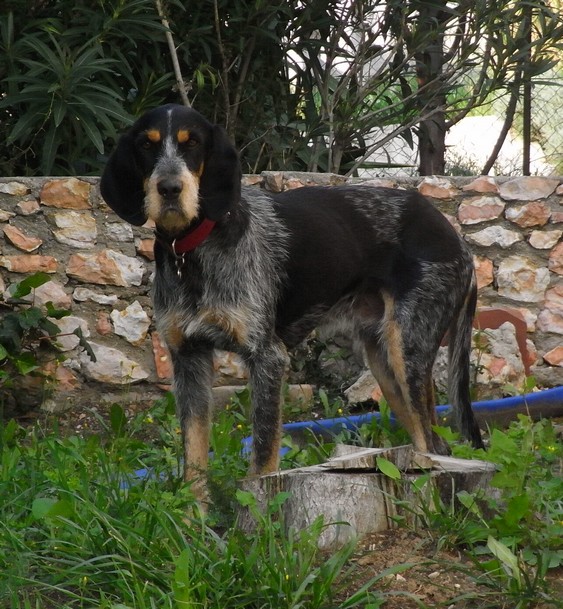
[0,395,387,609]
[1,392,562,609]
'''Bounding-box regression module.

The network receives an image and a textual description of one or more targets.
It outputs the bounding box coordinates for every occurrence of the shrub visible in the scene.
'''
[0,272,92,417]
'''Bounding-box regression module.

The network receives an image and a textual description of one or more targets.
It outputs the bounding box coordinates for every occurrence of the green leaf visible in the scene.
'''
[487,536,521,585]
[110,403,127,437]
[73,327,96,361]
[432,424,459,443]
[267,491,292,514]
[80,117,105,154]
[38,316,62,337]
[9,272,52,299]
[376,457,401,480]
[44,301,70,320]
[17,307,43,330]
[410,472,432,491]
[173,548,194,607]
[489,428,518,455]
[41,125,59,175]
[235,489,256,508]
[504,493,530,526]
[32,497,58,520]
[456,490,482,516]
[0,344,8,360]
[14,352,39,375]
[52,99,67,128]
[32,497,74,521]
[0,314,23,353]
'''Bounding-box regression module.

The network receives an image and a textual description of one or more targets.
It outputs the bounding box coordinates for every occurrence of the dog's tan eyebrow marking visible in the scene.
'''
[177,129,190,144]
[146,129,161,143]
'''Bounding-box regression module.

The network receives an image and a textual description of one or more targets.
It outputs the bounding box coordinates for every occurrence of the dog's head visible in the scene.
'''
[100,104,241,236]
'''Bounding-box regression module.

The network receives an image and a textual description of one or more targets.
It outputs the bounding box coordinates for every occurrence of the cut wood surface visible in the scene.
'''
[239,445,496,549]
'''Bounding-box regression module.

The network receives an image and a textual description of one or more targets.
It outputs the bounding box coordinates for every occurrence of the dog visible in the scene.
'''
[100,103,484,502]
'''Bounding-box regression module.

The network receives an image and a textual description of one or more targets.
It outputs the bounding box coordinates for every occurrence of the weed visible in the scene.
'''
[412,415,563,608]
[293,394,562,607]
[2,378,561,608]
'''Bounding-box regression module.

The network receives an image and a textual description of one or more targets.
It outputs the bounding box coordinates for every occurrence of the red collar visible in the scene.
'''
[171,218,216,255]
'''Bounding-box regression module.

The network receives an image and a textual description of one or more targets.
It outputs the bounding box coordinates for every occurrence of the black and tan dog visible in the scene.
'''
[101,104,483,502]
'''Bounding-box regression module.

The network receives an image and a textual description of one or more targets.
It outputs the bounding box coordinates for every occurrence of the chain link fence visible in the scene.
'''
[359,64,563,179]
[522,68,563,175]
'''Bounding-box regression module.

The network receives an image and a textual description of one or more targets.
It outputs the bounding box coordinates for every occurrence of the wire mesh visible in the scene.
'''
[358,66,563,178]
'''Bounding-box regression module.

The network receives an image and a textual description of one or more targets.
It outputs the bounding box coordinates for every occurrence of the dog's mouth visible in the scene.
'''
[155,205,193,235]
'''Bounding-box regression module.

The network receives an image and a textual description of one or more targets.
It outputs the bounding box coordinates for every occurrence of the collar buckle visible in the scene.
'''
[171,240,186,277]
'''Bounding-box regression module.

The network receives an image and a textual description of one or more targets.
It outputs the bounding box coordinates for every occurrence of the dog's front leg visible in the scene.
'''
[245,340,289,475]
[170,339,215,505]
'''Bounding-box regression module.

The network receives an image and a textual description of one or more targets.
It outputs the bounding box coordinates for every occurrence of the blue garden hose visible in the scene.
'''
[243,385,563,452]
[132,386,563,481]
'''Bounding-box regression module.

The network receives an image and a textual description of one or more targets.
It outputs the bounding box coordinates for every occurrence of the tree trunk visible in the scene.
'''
[238,445,496,550]
[415,1,448,176]
[418,112,446,175]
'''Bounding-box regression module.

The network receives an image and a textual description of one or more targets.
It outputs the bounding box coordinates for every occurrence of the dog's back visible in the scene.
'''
[271,185,473,343]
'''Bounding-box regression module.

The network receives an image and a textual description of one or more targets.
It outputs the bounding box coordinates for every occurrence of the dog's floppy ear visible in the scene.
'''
[100,134,148,226]
[199,125,241,220]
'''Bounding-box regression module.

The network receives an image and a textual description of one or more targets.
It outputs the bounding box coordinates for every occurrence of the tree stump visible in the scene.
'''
[238,445,496,549]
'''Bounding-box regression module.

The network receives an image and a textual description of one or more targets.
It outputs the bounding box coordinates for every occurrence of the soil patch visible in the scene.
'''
[344,529,563,608]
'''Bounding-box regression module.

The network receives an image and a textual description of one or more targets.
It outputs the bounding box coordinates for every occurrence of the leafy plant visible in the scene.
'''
[0,412,197,609]
[0,1,169,175]
[0,33,132,175]
[412,415,563,608]
[3,0,561,176]
[2,372,562,608]
[0,272,93,417]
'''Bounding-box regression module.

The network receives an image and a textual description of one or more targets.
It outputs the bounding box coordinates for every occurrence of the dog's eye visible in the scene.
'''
[182,138,198,148]
[141,140,152,150]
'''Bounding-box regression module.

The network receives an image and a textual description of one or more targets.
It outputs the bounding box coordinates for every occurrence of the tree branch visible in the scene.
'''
[155,0,191,107]
[481,70,523,175]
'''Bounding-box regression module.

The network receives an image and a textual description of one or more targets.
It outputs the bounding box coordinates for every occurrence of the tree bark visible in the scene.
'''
[415,1,448,176]
[238,445,496,550]
[418,112,446,176]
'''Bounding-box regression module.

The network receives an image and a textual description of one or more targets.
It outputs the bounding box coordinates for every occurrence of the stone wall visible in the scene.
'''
[0,173,562,412]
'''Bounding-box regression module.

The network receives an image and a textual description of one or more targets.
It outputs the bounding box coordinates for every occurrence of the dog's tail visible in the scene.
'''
[448,272,484,449]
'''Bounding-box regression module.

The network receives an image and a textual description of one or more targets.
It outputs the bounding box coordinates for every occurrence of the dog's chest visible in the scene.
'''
[152,251,272,352]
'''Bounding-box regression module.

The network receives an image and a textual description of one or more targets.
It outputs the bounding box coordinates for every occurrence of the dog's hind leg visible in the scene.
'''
[365,337,436,453]
[170,339,215,504]
[363,292,449,455]
[244,340,289,476]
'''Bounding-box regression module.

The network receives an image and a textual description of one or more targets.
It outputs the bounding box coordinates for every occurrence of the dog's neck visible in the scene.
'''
[155,217,217,257]
[171,218,216,255]
[154,218,217,278]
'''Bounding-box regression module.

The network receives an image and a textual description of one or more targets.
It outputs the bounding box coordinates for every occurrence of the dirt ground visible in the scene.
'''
[347,529,562,608]
[346,529,485,608]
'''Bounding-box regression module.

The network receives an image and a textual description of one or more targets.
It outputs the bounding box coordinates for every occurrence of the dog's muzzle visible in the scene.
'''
[157,177,183,201]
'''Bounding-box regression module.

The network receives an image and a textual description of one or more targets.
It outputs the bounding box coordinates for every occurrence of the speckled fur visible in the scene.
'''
[101,105,484,507]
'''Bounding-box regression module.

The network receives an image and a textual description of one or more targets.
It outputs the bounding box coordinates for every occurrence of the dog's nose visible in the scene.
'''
[157,178,183,200]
